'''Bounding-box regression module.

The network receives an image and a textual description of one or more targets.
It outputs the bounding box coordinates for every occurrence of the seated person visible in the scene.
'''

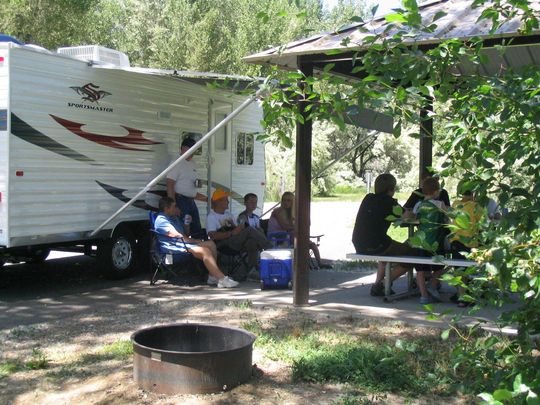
[412,176,449,304]
[486,197,502,220]
[268,191,325,269]
[448,188,485,306]
[352,173,428,297]
[403,173,450,215]
[206,188,273,280]
[154,197,239,288]
[237,193,264,234]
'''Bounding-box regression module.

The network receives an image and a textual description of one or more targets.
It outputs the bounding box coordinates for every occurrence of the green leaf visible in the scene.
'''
[478,84,492,94]
[432,11,447,22]
[493,390,513,401]
[362,75,380,82]
[256,12,269,23]
[385,13,407,23]
[325,49,344,55]
[323,63,336,73]
[441,329,450,340]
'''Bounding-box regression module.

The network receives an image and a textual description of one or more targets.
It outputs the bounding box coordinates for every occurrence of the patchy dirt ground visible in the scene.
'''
[0,293,469,405]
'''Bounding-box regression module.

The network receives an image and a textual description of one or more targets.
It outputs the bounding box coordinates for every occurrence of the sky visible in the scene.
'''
[323,0,403,17]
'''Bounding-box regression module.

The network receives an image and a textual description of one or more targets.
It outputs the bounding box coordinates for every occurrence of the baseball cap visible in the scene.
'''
[181,137,196,148]
[212,188,230,202]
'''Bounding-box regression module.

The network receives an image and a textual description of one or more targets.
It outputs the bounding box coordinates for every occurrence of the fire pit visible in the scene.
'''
[131,323,256,394]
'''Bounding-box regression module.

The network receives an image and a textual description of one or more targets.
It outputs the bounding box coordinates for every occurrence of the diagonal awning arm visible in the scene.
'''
[89,86,267,237]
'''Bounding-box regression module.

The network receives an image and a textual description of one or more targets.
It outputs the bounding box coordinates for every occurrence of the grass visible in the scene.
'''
[227,300,253,309]
[25,348,49,370]
[0,348,49,379]
[1,340,132,382]
[312,187,411,204]
[0,361,22,379]
[242,316,461,398]
[47,339,132,381]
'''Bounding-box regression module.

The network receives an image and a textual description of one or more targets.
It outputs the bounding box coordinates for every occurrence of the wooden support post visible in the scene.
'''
[419,98,433,186]
[293,59,313,306]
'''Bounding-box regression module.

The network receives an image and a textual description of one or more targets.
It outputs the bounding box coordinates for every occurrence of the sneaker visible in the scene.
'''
[370,283,395,297]
[218,276,239,288]
[427,286,442,302]
[207,275,218,286]
[419,296,432,305]
[370,283,384,296]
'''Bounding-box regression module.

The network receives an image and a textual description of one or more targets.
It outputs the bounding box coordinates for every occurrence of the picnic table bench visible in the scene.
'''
[345,253,477,301]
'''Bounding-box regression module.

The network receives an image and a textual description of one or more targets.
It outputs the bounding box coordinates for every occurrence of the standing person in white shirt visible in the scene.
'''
[166,137,208,237]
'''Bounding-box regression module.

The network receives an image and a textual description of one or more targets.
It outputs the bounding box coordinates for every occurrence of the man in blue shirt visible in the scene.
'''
[155,197,239,288]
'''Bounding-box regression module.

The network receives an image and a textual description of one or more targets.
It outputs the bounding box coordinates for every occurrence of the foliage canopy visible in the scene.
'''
[258,0,539,402]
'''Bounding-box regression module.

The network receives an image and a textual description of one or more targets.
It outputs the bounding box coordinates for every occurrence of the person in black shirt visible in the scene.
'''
[352,173,426,296]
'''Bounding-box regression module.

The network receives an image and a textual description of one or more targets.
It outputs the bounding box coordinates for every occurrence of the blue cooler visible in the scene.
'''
[260,249,293,290]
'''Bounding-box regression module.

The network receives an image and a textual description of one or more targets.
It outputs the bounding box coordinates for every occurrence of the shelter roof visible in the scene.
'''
[244,0,540,75]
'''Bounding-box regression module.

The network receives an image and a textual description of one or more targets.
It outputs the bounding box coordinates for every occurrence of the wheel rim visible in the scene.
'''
[111,237,133,270]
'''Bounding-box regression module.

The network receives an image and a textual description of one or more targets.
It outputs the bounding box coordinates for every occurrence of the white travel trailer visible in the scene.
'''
[0,41,266,277]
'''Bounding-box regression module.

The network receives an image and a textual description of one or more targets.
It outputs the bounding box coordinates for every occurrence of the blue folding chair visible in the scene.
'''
[148,212,205,285]
[267,231,293,248]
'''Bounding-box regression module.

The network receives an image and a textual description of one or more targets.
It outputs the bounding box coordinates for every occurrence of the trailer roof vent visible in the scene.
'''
[57,45,130,68]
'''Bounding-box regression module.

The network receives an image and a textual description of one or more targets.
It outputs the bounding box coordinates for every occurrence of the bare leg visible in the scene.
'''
[390,264,409,282]
[416,271,429,299]
[188,245,225,280]
[199,240,218,257]
[430,267,446,289]
[375,263,408,286]
[375,262,386,284]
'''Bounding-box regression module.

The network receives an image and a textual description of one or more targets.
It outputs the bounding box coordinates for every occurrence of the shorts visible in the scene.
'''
[379,240,432,272]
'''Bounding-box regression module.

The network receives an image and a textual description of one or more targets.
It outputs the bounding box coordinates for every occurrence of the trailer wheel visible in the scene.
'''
[98,228,137,279]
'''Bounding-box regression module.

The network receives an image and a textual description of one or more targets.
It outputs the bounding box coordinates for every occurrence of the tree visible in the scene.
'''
[0,0,101,48]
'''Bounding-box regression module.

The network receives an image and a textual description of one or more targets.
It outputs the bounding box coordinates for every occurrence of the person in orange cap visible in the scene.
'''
[206,188,273,281]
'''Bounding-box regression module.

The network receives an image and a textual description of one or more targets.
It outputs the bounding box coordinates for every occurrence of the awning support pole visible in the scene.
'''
[293,59,313,307]
[419,97,433,186]
[89,87,266,237]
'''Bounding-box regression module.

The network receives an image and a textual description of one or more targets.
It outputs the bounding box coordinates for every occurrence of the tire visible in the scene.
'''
[98,227,137,280]
[288,280,293,290]
[27,248,51,263]
[135,231,152,273]
[260,280,266,290]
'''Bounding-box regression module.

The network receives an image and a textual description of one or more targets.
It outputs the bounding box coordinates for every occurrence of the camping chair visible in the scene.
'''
[262,219,323,270]
[216,244,250,281]
[148,212,205,285]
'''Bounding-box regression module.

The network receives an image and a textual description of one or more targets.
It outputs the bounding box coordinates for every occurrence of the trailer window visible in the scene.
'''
[215,113,227,151]
[236,133,254,165]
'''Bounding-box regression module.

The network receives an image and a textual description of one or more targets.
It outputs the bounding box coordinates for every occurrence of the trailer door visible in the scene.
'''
[209,101,232,207]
